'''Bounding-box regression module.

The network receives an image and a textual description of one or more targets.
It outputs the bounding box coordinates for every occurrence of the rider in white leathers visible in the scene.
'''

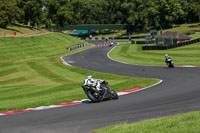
[165,54,171,62]
[165,54,171,60]
[83,75,104,91]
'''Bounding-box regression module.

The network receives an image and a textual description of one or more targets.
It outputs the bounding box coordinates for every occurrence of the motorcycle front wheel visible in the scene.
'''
[110,90,119,100]
[171,62,174,68]
[169,63,174,68]
[87,90,102,102]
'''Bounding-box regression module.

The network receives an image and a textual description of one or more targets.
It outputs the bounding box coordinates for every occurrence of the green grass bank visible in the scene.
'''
[163,23,200,34]
[91,111,200,133]
[0,33,158,112]
[109,42,200,66]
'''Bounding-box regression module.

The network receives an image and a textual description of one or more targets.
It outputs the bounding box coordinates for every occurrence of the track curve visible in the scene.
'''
[0,41,200,133]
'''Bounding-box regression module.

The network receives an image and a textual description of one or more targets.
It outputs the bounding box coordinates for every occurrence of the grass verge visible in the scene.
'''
[163,23,200,34]
[189,32,200,40]
[91,111,200,133]
[109,43,200,66]
[0,33,159,112]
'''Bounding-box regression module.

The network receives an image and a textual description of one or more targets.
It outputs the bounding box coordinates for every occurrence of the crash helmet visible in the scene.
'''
[86,75,92,79]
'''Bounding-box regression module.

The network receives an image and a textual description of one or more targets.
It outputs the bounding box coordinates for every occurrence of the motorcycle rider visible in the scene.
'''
[83,75,103,91]
[165,54,171,63]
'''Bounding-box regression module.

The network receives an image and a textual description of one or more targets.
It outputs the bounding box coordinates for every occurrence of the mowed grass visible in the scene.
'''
[109,42,200,66]
[190,32,200,40]
[0,33,159,112]
[91,111,200,133]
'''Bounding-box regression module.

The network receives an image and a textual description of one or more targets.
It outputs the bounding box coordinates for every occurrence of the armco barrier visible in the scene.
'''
[142,38,200,50]
[87,35,147,40]
[132,40,155,44]
[67,43,88,51]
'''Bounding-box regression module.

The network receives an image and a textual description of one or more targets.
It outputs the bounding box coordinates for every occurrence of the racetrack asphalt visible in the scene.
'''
[0,41,200,133]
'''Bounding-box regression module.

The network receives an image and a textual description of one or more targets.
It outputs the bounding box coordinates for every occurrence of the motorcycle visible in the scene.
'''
[82,80,119,102]
[166,59,174,68]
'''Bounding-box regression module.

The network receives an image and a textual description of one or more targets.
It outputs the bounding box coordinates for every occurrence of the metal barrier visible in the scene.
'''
[86,36,146,40]
[132,40,155,44]
[142,38,200,50]
[67,43,88,51]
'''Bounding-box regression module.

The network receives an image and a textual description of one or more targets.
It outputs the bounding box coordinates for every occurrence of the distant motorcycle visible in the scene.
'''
[166,59,174,68]
[82,80,118,102]
[109,42,114,47]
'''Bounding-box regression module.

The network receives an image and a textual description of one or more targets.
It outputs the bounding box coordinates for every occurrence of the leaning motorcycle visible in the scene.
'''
[166,59,174,68]
[82,80,119,102]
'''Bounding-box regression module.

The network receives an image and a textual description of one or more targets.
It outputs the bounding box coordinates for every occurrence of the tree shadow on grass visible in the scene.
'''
[12,23,37,30]
[4,27,23,34]
[4,24,38,34]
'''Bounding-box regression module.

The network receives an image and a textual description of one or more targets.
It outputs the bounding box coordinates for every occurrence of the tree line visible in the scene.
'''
[0,0,200,31]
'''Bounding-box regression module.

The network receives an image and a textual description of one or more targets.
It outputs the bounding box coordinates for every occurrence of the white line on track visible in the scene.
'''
[27,105,63,111]
[117,80,163,96]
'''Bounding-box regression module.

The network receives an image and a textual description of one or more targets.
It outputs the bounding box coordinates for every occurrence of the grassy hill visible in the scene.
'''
[0,33,158,112]
[163,23,200,34]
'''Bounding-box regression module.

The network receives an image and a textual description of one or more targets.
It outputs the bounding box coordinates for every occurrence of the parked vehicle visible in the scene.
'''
[82,80,118,102]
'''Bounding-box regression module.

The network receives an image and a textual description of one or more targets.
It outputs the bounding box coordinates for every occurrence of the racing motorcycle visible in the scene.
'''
[166,58,174,68]
[82,80,118,102]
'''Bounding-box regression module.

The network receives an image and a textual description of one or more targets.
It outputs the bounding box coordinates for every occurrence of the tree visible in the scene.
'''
[0,1,9,28]
[43,0,59,24]
[142,0,160,30]
[5,0,22,24]
[17,0,43,26]
[9,0,199,30]
[0,0,22,27]
[79,0,109,24]
[56,2,73,27]
[196,2,200,22]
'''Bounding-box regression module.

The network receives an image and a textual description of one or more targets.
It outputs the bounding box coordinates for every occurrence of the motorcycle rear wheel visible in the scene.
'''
[171,63,174,68]
[168,63,174,68]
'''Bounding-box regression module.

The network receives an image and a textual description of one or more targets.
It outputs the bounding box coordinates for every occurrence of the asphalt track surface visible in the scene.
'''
[0,41,200,133]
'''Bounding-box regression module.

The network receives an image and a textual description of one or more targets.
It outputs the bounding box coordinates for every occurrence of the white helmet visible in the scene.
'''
[86,75,92,79]
[165,54,168,57]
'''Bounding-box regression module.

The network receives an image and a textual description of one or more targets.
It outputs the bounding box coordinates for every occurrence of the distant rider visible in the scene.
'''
[83,75,104,91]
[165,54,171,63]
